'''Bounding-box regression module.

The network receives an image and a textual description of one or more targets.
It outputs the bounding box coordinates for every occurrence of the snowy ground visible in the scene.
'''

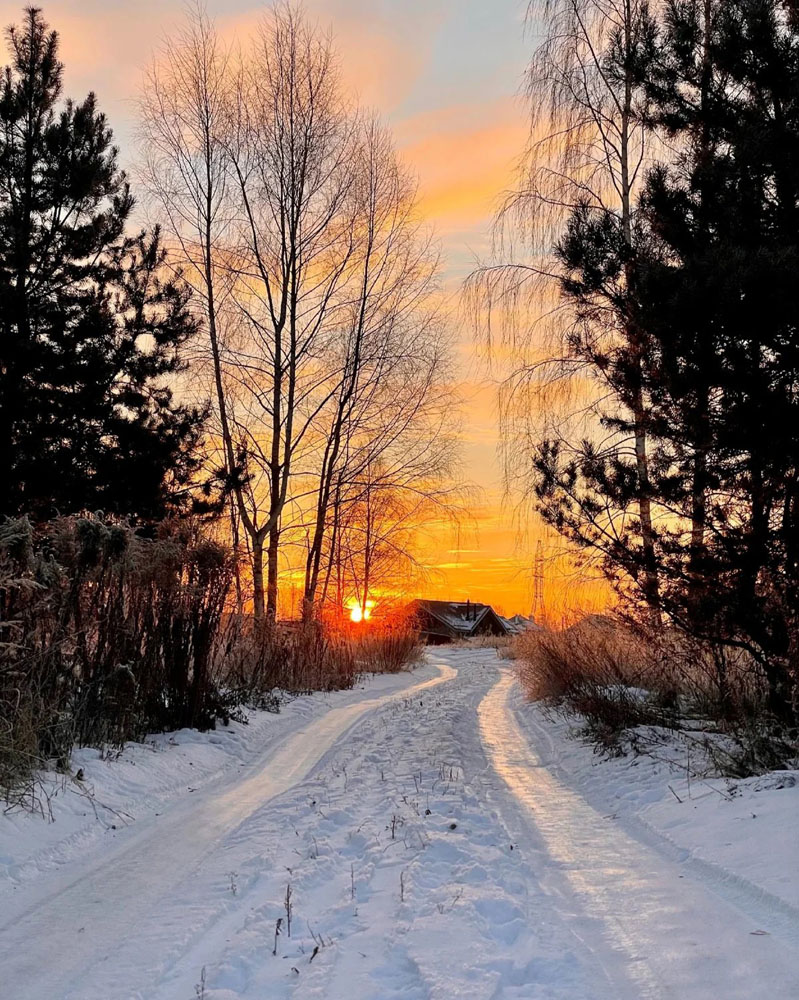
[0,648,797,1000]
[511,682,799,915]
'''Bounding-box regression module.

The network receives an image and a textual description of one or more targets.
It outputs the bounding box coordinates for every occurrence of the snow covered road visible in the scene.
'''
[0,660,455,1000]
[480,670,799,1000]
[1,648,797,999]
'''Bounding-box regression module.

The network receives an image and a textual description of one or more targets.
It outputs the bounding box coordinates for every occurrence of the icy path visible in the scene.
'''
[479,670,799,1000]
[1,648,797,1000]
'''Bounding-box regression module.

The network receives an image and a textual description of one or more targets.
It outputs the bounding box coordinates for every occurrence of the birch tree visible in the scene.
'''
[140,5,250,609]
[467,0,662,614]
[142,3,458,622]
[300,117,452,618]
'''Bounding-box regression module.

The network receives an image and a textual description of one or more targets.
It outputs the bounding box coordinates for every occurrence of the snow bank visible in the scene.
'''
[0,663,436,897]
[513,686,799,914]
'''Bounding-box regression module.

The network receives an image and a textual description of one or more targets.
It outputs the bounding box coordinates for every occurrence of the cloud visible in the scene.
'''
[395,98,527,234]
[302,0,445,111]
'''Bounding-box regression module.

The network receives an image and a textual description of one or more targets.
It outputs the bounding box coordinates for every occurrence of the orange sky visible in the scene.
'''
[0,0,610,619]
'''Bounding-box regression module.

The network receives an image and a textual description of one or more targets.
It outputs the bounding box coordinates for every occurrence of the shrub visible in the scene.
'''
[215,617,422,703]
[516,615,799,772]
[517,617,676,740]
[0,515,234,799]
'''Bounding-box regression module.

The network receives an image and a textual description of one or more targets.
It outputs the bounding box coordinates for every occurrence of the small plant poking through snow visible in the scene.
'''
[284,883,293,937]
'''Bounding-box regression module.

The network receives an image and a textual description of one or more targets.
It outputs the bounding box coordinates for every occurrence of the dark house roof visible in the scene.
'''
[410,599,511,643]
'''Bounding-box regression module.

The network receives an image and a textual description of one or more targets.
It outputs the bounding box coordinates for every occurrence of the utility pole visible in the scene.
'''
[531,541,544,623]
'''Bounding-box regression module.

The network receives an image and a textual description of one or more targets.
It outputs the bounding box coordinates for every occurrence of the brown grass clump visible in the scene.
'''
[351,625,423,674]
[215,615,422,703]
[215,619,358,703]
[515,615,795,770]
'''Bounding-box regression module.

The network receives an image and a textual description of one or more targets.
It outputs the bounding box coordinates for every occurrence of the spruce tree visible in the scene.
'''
[0,8,207,522]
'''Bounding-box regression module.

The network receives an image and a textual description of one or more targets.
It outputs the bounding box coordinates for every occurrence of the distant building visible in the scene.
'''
[498,613,537,636]
[410,599,519,644]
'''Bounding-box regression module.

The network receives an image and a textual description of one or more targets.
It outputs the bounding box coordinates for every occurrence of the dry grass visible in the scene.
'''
[516,616,796,770]
[459,635,516,654]
[216,618,422,706]
[351,626,423,674]
[215,619,357,702]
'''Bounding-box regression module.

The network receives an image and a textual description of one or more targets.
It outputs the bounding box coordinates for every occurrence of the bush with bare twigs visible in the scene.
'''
[215,619,358,702]
[0,515,425,802]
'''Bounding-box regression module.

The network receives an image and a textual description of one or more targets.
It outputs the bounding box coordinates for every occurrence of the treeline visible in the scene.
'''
[474,0,799,745]
[0,6,440,797]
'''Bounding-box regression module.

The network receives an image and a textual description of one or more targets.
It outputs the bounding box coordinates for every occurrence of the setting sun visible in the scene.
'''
[348,599,375,623]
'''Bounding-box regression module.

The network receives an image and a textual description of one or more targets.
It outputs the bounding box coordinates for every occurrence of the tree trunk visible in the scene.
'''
[633,386,660,618]
[687,0,714,612]
[688,392,710,614]
[252,534,266,621]
[621,3,660,620]
[266,522,280,622]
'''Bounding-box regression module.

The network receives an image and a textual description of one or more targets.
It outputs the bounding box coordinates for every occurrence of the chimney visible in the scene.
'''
[466,599,471,621]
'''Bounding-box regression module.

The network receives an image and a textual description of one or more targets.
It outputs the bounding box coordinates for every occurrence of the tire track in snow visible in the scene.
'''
[515,686,799,950]
[159,652,606,1000]
[0,660,456,1000]
[478,669,799,1000]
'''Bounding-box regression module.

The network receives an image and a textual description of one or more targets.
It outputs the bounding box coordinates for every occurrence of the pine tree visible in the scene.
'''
[0,8,207,522]
[539,0,799,718]
[534,202,660,603]
[633,0,799,716]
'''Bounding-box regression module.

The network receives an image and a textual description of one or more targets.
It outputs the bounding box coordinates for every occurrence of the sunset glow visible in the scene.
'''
[4,4,795,995]
[1,0,610,620]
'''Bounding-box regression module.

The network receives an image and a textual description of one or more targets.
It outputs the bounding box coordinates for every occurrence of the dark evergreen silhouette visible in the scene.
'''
[0,8,207,522]
[635,0,799,718]
[536,0,799,719]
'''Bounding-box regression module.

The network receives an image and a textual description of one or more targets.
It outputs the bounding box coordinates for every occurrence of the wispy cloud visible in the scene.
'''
[395,99,526,236]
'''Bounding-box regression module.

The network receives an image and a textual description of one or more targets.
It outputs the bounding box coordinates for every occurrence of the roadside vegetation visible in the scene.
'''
[0,514,422,807]
[517,617,797,776]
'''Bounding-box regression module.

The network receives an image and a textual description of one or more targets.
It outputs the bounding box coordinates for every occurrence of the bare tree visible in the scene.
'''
[466,0,661,616]
[142,2,459,623]
[299,116,452,618]
[140,4,249,611]
[331,461,444,621]
[223,4,360,620]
